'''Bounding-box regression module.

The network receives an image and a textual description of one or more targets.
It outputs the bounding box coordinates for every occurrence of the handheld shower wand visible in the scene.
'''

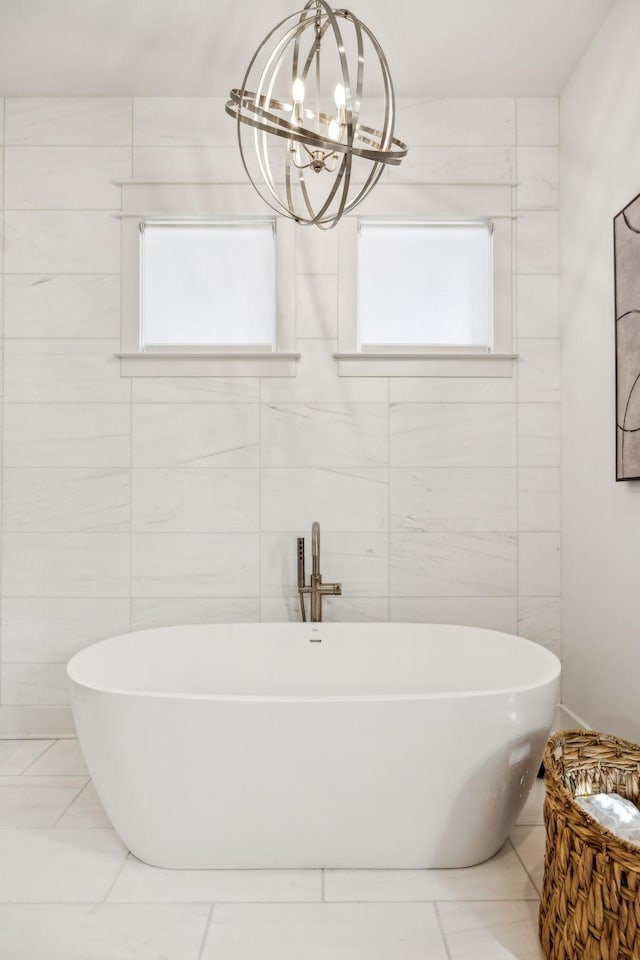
[297,537,307,622]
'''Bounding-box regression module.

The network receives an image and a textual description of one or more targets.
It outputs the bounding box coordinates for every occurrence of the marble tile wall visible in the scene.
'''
[0,96,561,736]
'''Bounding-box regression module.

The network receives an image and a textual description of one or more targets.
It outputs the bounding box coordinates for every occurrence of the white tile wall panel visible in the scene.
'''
[133,97,231,146]
[389,597,518,634]
[390,404,517,467]
[516,275,560,338]
[4,340,129,403]
[131,468,259,532]
[385,145,515,184]
[3,533,130,598]
[395,98,515,146]
[4,275,120,339]
[295,227,338,275]
[5,147,130,209]
[517,467,561,531]
[132,403,259,468]
[261,403,388,468]
[390,468,517,532]
[1,664,70,707]
[131,533,259,597]
[516,339,561,403]
[131,377,259,403]
[516,98,559,146]
[4,212,120,274]
[518,532,561,597]
[5,98,132,146]
[517,404,561,466]
[261,341,387,404]
[389,532,518,597]
[132,146,243,182]
[389,376,517,404]
[261,468,389,533]
[3,404,131,468]
[130,597,260,631]
[0,707,76,738]
[4,467,130,533]
[516,212,559,274]
[295,275,338,339]
[1,598,131,663]
[516,147,559,210]
[517,596,562,653]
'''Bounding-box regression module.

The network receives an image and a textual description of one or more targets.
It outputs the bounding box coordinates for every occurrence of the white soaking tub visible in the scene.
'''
[67,622,560,869]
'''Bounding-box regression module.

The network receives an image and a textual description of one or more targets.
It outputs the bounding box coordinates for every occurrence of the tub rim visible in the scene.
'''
[67,621,561,704]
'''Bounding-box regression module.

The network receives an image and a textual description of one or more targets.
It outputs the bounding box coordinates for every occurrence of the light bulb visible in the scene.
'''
[328,118,341,142]
[334,83,346,109]
[292,78,305,104]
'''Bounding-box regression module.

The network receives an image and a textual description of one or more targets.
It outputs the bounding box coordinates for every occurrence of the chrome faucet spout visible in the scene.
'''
[296,521,342,622]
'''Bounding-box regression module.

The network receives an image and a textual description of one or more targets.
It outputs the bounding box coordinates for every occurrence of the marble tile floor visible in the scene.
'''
[0,738,547,959]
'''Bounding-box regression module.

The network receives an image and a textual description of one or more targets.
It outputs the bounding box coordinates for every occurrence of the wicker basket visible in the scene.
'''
[540,730,640,960]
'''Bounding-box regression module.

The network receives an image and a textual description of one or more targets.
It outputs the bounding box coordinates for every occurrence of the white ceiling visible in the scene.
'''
[0,0,616,98]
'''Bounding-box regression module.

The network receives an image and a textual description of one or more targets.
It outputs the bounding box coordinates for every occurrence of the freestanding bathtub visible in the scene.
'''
[67,622,560,869]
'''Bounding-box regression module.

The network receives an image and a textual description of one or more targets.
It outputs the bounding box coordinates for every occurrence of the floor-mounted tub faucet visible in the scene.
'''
[297,521,342,622]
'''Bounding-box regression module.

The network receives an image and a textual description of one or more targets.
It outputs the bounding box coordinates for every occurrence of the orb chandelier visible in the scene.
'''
[225,0,408,229]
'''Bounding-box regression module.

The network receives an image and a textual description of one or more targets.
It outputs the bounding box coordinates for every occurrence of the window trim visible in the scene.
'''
[118,184,299,377]
[336,212,516,378]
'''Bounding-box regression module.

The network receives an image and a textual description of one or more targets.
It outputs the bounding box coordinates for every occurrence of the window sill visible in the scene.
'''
[117,352,300,377]
[333,352,517,378]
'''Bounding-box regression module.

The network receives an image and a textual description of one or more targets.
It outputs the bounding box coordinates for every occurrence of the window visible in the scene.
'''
[336,212,514,378]
[140,220,276,349]
[118,182,297,377]
[357,221,493,350]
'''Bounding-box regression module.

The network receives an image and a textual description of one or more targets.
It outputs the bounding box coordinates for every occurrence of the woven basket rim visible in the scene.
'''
[544,728,640,864]
[546,728,640,755]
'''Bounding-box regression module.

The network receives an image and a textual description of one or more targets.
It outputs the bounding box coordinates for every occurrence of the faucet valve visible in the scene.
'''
[296,522,342,622]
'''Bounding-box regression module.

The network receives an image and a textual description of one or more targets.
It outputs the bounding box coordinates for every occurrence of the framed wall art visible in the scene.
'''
[614,191,640,480]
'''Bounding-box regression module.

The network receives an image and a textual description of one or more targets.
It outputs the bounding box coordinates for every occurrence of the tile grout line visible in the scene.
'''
[49,776,90,827]
[433,901,454,960]
[0,892,543,903]
[258,373,263,620]
[386,376,391,620]
[1,95,6,709]
[127,96,134,635]
[101,851,131,904]
[507,835,542,898]
[195,903,216,960]
[19,737,59,774]
[514,96,521,630]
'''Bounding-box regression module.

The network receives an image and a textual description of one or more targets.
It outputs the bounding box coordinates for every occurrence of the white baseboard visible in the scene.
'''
[0,706,76,739]
[555,702,590,731]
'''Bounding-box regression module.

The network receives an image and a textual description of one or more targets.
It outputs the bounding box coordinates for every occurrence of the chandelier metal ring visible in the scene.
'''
[225,0,408,228]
